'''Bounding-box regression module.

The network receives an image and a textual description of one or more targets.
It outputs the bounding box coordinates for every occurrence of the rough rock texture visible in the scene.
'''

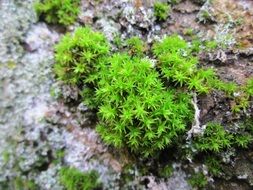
[1,0,253,190]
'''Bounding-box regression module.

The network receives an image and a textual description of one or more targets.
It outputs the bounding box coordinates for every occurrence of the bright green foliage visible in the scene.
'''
[188,172,208,189]
[53,27,252,160]
[191,39,202,53]
[59,167,101,190]
[209,79,238,96]
[234,134,252,148]
[153,35,188,55]
[96,54,193,157]
[193,123,233,152]
[154,2,171,21]
[153,35,224,94]
[204,40,218,50]
[126,36,146,57]
[244,78,253,96]
[35,0,80,26]
[54,27,109,84]
[231,119,253,148]
[54,27,109,107]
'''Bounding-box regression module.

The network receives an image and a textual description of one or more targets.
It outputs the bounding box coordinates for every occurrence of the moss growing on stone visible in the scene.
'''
[154,2,171,21]
[35,0,80,26]
[188,172,208,189]
[59,167,101,190]
[193,123,233,153]
[96,54,193,157]
[54,27,251,159]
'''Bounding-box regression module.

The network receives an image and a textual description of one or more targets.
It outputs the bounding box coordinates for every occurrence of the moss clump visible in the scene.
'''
[96,54,192,157]
[154,2,171,21]
[126,36,146,57]
[54,27,110,108]
[35,0,80,26]
[204,156,223,177]
[188,172,208,189]
[153,35,230,94]
[193,123,233,153]
[54,27,248,159]
[59,167,101,190]
[232,77,253,113]
[54,27,109,85]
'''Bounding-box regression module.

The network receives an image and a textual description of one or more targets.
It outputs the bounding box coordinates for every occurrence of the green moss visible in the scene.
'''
[154,2,171,21]
[13,177,37,190]
[205,156,223,177]
[96,54,193,157]
[2,151,10,164]
[193,123,233,153]
[168,0,182,5]
[204,40,218,50]
[183,28,195,37]
[153,35,228,94]
[126,36,146,57]
[231,77,253,113]
[159,164,174,178]
[188,172,208,189]
[54,27,251,160]
[35,0,80,26]
[234,134,252,148]
[197,9,214,24]
[54,27,110,108]
[54,27,109,85]
[59,167,101,190]
[113,35,123,49]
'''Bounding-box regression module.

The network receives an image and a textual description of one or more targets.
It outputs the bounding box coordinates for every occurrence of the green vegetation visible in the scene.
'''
[54,27,109,85]
[54,27,252,160]
[35,0,80,26]
[53,26,253,189]
[96,53,192,157]
[54,27,109,108]
[188,172,208,189]
[231,77,253,113]
[13,177,37,190]
[193,123,233,153]
[168,0,182,5]
[205,156,223,177]
[154,2,171,21]
[59,167,101,190]
[159,164,174,178]
[126,36,146,57]
[197,9,215,24]
[153,35,232,94]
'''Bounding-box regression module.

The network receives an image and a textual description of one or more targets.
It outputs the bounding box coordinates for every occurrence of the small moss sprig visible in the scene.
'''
[154,2,171,21]
[126,36,146,57]
[231,77,253,113]
[35,0,80,26]
[205,156,223,177]
[193,122,253,153]
[153,35,232,94]
[59,167,101,190]
[54,27,110,107]
[188,172,208,189]
[193,123,233,153]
